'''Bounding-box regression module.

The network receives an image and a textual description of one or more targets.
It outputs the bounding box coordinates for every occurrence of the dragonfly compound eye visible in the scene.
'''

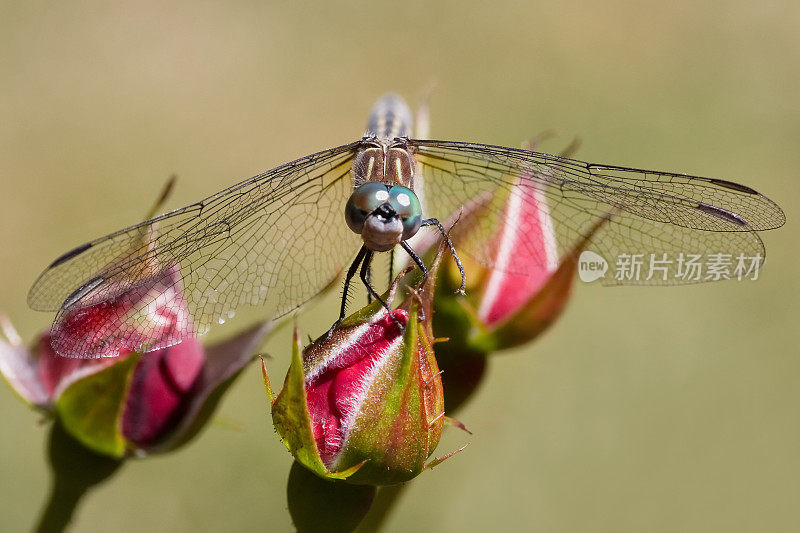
[345,182,391,234]
[388,186,422,239]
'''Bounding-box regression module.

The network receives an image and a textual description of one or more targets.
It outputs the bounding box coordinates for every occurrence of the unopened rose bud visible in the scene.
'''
[420,140,605,412]
[50,266,194,359]
[1,290,272,458]
[433,167,607,355]
[267,267,449,485]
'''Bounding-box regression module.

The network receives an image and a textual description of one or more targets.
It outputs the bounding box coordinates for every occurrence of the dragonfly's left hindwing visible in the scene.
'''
[29,142,364,358]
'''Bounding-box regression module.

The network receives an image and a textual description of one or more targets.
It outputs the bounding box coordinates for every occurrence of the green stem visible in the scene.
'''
[287,461,376,533]
[33,423,123,533]
[356,484,406,532]
[34,479,85,533]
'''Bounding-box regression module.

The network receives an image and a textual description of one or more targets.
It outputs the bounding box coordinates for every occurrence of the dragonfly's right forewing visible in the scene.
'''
[409,139,784,286]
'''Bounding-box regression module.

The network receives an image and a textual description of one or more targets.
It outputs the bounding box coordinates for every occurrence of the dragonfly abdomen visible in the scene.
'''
[365,94,412,140]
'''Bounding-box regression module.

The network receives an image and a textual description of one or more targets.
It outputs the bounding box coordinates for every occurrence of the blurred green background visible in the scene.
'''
[1,1,798,531]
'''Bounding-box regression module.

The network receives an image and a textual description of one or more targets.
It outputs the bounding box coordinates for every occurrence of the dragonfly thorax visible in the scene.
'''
[351,140,416,189]
[345,182,422,252]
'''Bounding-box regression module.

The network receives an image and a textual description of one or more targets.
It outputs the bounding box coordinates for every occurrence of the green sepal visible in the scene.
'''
[55,354,140,458]
[270,330,364,481]
[424,443,469,471]
[262,357,275,405]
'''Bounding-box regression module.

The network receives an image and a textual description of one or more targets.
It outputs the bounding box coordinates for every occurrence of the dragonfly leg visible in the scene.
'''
[400,241,428,283]
[360,250,403,330]
[421,218,467,294]
[399,241,429,322]
[365,262,373,304]
[388,247,395,288]
[326,246,368,339]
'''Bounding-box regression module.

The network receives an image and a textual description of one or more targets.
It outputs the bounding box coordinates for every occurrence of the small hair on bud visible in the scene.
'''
[425,369,444,386]
[428,411,445,428]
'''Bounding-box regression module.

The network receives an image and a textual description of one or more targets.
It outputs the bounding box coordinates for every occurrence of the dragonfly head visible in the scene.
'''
[345,182,422,252]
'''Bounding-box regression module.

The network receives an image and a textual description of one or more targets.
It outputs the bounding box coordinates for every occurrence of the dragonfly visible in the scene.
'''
[28,94,785,358]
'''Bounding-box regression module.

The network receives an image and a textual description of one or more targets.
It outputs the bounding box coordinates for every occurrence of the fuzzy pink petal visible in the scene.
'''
[121,338,205,447]
[50,266,195,359]
[305,311,408,466]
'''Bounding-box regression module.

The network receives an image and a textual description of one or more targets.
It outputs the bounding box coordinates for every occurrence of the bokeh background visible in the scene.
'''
[1,1,798,531]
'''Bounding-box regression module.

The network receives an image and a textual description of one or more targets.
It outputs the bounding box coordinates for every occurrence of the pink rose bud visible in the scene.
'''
[1,287,272,458]
[266,262,453,485]
[2,177,272,457]
[121,338,204,448]
[50,266,194,359]
[425,139,604,411]
[433,157,606,354]
[304,310,411,466]
[475,178,560,327]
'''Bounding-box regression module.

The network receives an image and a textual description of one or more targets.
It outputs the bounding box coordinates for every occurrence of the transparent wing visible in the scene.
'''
[409,139,785,285]
[29,141,363,357]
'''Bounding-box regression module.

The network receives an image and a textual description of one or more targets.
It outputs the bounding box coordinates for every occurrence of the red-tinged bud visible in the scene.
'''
[266,265,450,485]
[418,140,604,412]
[51,266,194,359]
[10,248,269,455]
[304,310,411,467]
[5,177,275,531]
[121,337,204,448]
[1,312,272,458]
[474,179,560,327]
[432,172,606,356]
